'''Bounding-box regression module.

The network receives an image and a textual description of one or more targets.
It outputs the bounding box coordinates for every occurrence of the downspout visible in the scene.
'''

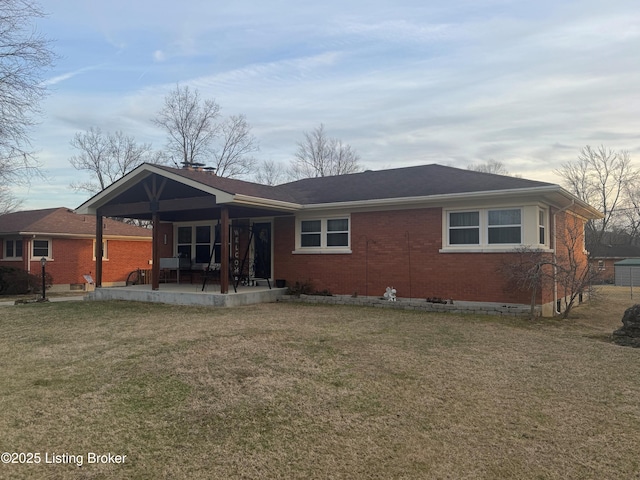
[552,200,575,315]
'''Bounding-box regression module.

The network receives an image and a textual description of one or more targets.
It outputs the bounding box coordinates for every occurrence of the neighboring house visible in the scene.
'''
[588,243,640,283]
[0,207,152,291]
[75,163,602,316]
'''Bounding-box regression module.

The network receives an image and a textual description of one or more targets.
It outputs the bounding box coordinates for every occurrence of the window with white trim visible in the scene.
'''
[488,209,521,244]
[4,238,23,259]
[538,209,547,245]
[176,224,218,264]
[447,208,523,247]
[93,240,108,260]
[449,211,480,245]
[32,239,51,258]
[301,220,322,247]
[298,217,350,250]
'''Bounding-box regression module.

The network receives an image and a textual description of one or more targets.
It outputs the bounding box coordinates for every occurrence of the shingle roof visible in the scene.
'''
[155,165,299,203]
[276,164,554,204]
[588,243,640,259]
[0,207,152,238]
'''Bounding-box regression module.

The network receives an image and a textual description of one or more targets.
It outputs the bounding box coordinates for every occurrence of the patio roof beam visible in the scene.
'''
[99,196,219,218]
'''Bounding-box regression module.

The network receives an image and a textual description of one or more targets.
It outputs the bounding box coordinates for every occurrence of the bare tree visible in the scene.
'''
[501,213,599,319]
[0,185,23,214]
[553,212,600,318]
[468,160,510,175]
[152,84,220,168]
[500,247,551,319]
[212,114,258,178]
[291,124,363,179]
[0,0,55,186]
[153,85,258,178]
[69,127,155,194]
[254,159,288,186]
[555,146,638,245]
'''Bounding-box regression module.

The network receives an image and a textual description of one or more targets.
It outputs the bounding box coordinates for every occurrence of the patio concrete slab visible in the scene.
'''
[85,284,287,307]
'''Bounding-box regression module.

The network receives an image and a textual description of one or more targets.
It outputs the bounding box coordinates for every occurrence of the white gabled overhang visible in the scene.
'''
[75,163,301,215]
[75,164,236,215]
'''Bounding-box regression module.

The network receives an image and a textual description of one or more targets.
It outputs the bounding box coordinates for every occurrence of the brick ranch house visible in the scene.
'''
[75,163,601,316]
[0,207,152,291]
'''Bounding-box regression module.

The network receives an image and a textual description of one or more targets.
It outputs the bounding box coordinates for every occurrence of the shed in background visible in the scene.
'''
[614,259,640,286]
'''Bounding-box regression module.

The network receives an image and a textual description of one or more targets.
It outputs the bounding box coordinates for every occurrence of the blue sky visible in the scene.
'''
[16,0,640,209]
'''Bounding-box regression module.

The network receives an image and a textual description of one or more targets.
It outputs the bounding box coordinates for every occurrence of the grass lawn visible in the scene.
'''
[0,286,639,479]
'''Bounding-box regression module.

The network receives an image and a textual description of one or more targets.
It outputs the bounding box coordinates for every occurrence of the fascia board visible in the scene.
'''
[298,185,603,219]
[231,194,301,211]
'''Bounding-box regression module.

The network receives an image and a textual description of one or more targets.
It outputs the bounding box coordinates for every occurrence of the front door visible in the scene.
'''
[252,223,271,279]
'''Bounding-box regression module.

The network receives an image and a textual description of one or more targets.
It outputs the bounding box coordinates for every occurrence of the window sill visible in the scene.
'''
[292,248,352,255]
[439,246,553,254]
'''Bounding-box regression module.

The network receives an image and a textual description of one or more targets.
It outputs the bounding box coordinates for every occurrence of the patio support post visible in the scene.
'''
[220,206,229,294]
[95,211,103,288]
[152,212,160,290]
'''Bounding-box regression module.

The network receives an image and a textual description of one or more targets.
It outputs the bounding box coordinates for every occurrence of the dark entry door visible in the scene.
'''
[253,223,272,279]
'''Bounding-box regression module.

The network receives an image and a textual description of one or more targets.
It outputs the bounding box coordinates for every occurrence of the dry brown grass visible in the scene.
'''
[0,287,639,479]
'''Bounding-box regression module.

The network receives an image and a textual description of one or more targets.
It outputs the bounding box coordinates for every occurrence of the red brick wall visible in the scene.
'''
[0,237,152,286]
[274,208,558,304]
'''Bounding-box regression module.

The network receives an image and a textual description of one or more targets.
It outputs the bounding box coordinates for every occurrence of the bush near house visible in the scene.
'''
[0,267,52,295]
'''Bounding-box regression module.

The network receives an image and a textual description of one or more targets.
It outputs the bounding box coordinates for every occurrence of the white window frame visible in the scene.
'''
[174,221,218,265]
[487,208,522,245]
[32,238,52,260]
[4,238,23,260]
[443,207,527,251]
[538,208,547,246]
[93,240,109,261]
[294,215,351,254]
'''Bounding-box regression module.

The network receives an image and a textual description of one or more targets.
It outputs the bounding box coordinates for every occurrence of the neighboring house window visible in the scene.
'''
[297,217,350,251]
[93,240,108,260]
[33,239,51,258]
[598,260,605,271]
[4,239,23,259]
[176,224,217,264]
[488,209,521,244]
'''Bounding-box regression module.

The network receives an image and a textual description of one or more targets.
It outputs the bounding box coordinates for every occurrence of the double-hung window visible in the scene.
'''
[298,217,350,251]
[33,239,51,258]
[447,208,523,247]
[4,238,23,259]
[449,211,480,245]
[301,220,322,247]
[538,209,547,245]
[488,209,521,244]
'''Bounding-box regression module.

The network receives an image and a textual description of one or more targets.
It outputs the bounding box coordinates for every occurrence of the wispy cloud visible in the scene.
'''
[19,0,640,208]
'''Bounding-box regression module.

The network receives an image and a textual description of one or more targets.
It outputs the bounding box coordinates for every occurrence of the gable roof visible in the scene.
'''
[0,207,152,239]
[154,165,299,203]
[75,163,602,220]
[277,164,552,204]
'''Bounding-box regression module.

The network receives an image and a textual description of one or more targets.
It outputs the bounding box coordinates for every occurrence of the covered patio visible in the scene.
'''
[75,163,300,303]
